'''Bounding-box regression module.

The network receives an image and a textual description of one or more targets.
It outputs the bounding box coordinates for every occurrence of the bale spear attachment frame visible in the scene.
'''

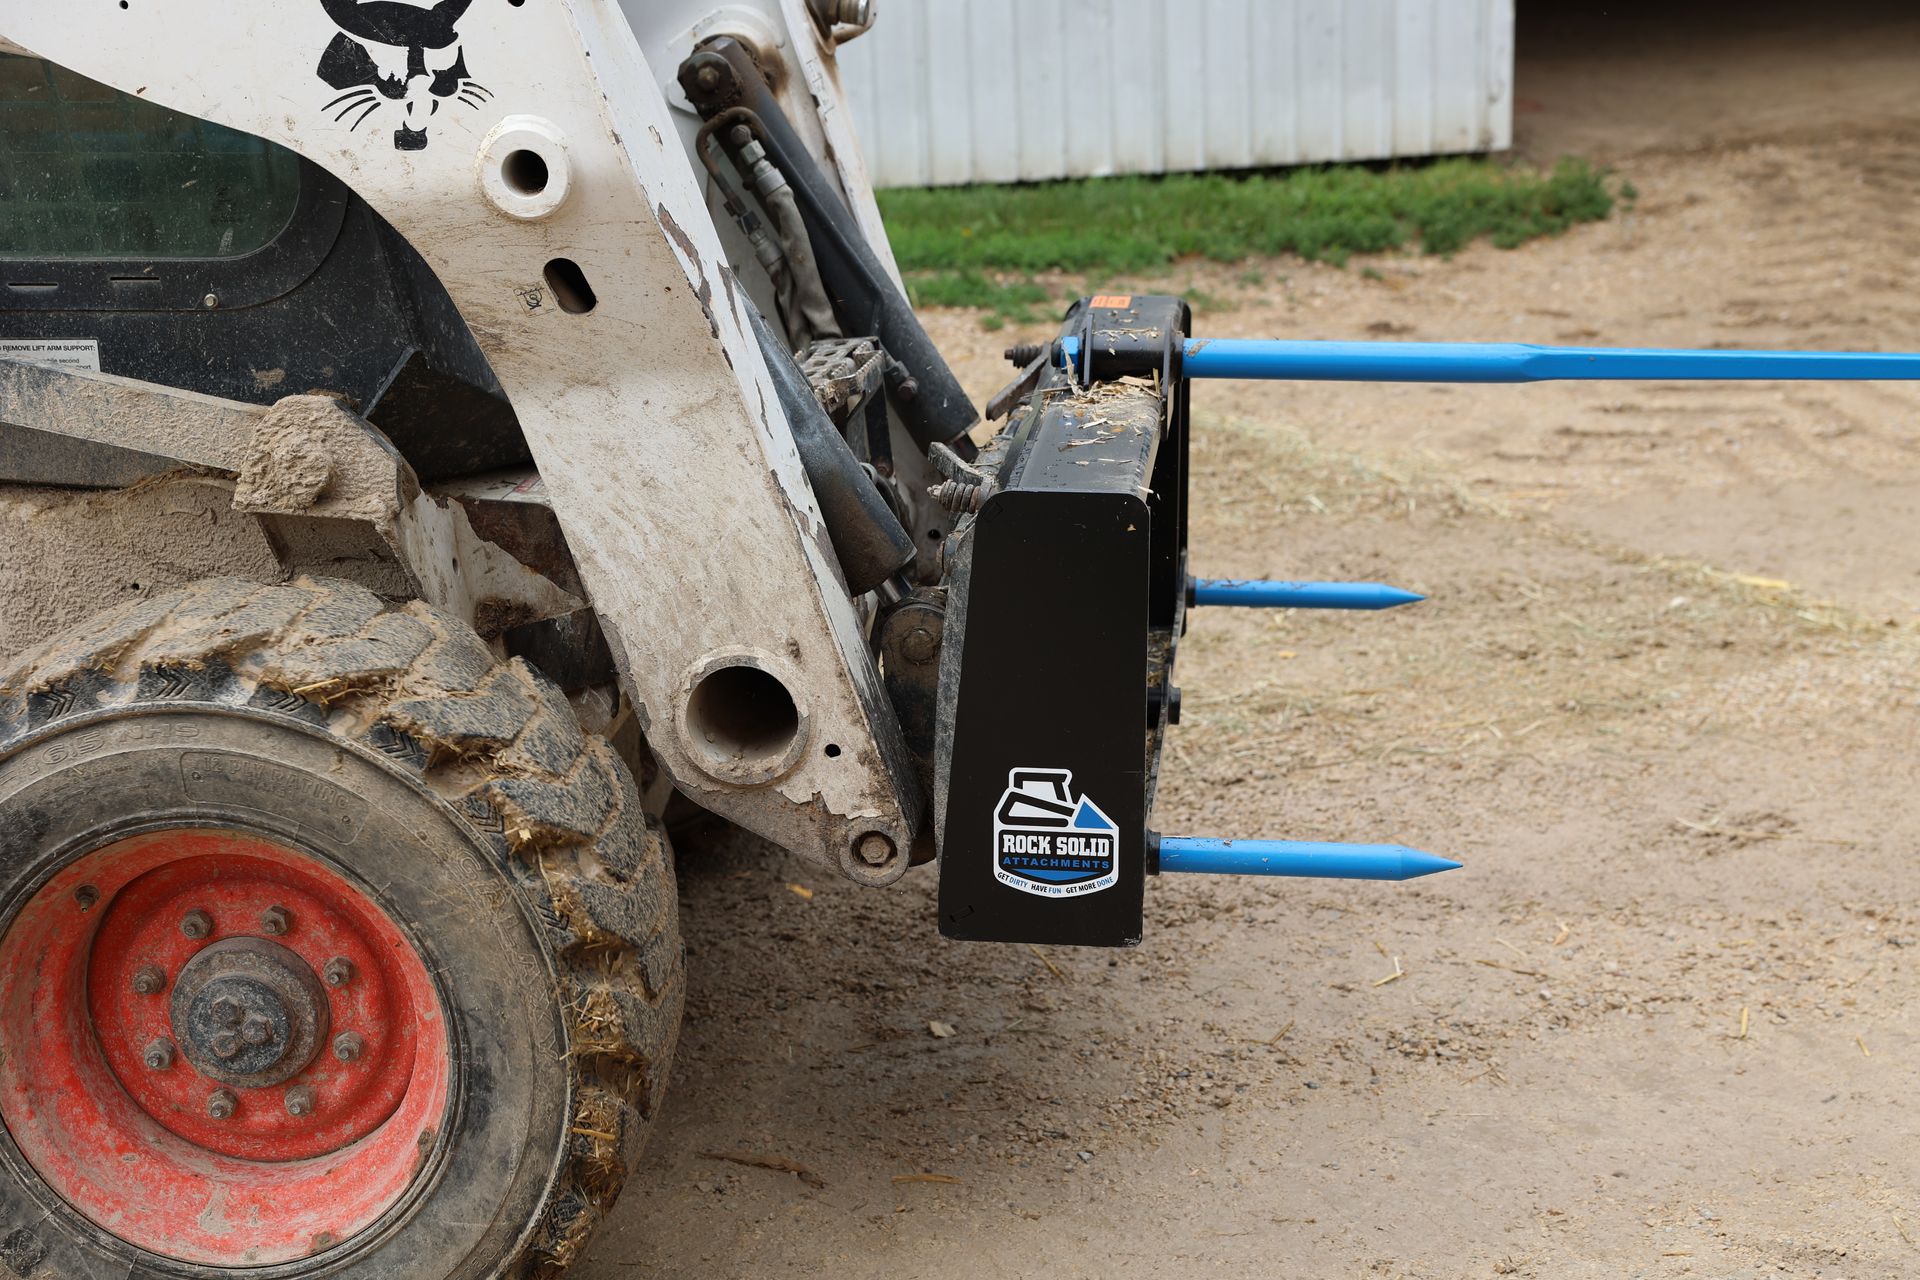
[935,295,1920,947]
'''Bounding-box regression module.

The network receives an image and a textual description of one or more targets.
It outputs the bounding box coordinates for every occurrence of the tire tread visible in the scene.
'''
[0,577,682,1280]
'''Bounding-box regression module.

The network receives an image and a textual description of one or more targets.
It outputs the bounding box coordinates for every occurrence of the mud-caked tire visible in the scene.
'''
[0,577,683,1279]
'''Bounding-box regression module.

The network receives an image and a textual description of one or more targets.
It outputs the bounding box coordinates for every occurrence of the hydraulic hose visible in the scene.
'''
[680,39,980,453]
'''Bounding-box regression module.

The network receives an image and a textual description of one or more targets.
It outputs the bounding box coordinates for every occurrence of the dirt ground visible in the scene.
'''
[580,8,1920,1278]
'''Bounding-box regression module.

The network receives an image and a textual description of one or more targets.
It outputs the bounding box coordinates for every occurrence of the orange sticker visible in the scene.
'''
[1089,294,1133,309]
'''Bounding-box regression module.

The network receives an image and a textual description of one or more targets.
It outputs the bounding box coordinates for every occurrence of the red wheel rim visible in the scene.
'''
[0,829,452,1266]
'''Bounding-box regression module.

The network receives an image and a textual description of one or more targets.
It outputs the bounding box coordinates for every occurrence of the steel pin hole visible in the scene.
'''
[500,149,548,197]
[677,657,808,785]
[478,116,571,220]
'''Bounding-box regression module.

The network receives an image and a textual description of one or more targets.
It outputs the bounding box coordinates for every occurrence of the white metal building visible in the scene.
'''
[836,0,1515,188]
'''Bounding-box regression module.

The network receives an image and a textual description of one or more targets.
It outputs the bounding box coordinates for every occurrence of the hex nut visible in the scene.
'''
[259,905,290,936]
[322,957,354,988]
[285,1085,316,1118]
[207,1089,238,1120]
[131,965,167,996]
[180,909,214,940]
[143,1038,176,1071]
[854,831,897,868]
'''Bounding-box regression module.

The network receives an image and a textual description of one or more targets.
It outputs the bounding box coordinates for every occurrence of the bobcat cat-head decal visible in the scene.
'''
[316,0,492,151]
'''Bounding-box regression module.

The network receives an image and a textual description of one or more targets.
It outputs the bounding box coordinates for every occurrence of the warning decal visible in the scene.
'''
[0,339,101,373]
[992,768,1120,899]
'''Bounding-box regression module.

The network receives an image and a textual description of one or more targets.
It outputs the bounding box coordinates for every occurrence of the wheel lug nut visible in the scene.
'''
[207,1089,238,1120]
[131,965,166,996]
[143,1037,176,1071]
[241,1015,273,1046]
[285,1085,316,1118]
[259,905,290,936]
[211,1031,242,1059]
[322,957,354,988]
[180,908,213,940]
[333,1031,365,1062]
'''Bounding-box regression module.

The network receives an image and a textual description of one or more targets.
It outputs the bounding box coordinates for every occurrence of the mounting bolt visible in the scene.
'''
[899,625,939,666]
[332,1031,365,1063]
[74,884,100,911]
[284,1085,316,1118]
[207,1089,238,1120]
[322,957,354,988]
[241,1015,274,1047]
[202,292,219,309]
[211,996,244,1027]
[854,831,897,868]
[211,1031,242,1060]
[143,1038,176,1071]
[695,63,720,91]
[131,965,166,996]
[259,905,290,936]
[180,908,213,940]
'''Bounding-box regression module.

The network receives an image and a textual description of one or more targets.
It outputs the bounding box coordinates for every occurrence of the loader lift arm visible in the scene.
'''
[1,0,924,881]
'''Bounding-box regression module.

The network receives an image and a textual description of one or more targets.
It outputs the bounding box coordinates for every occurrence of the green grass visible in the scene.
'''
[901,269,1052,326]
[881,157,1624,321]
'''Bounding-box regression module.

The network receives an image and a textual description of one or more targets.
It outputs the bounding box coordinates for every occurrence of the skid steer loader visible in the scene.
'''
[0,3,1194,1272]
[7,3,1920,1276]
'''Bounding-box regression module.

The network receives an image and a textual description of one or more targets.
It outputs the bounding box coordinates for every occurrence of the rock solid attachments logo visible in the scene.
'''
[993,769,1119,899]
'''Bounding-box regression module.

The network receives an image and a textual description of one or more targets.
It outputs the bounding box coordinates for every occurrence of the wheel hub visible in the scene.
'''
[171,937,330,1087]
[0,828,453,1267]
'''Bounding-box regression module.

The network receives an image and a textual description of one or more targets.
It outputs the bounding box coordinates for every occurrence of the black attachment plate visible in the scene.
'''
[938,295,1190,947]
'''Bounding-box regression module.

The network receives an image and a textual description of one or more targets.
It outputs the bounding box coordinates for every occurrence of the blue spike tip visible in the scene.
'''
[1192,579,1425,611]
[1156,836,1461,881]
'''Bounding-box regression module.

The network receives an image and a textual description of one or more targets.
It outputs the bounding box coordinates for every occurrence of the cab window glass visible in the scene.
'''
[0,54,302,260]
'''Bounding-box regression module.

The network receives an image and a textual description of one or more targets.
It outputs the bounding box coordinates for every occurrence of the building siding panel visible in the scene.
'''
[837,0,1514,187]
